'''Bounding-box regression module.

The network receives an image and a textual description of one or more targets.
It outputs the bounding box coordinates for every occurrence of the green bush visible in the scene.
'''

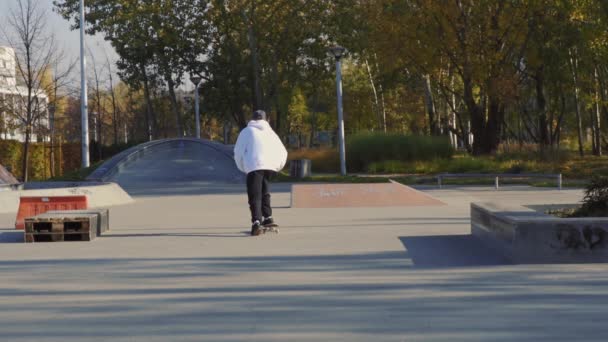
[570,175,608,217]
[0,140,56,180]
[0,139,136,181]
[0,140,21,177]
[346,132,453,172]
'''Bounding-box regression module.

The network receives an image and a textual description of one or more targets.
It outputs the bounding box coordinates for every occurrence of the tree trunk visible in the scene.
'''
[594,66,602,156]
[569,48,584,157]
[448,72,458,148]
[50,88,57,177]
[166,76,182,137]
[535,67,550,147]
[270,55,281,133]
[551,90,566,146]
[140,63,155,141]
[223,119,232,144]
[21,126,30,182]
[462,73,486,154]
[373,53,387,132]
[309,90,318,148]
[423,74,439,135]
[548,92,556,147]
[465,76,503,155]
[364,58,382,131]
[108,64,119,146]
[599,66,608,125]
[94,74,103,161]
[242,7,263,110]
[485,95,504,154]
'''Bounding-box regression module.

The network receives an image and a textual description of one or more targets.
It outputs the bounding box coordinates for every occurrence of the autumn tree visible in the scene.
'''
[2,0,58,181]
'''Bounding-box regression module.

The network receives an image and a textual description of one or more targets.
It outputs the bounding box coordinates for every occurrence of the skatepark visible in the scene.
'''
[0,140,605,342]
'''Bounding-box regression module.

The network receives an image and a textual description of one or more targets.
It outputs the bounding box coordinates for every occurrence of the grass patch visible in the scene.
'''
[546,207,581,218]
[365,152,608,181]
[47,161,104,181]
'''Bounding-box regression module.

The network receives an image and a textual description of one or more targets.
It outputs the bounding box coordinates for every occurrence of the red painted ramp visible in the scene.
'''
[291,181,445,208]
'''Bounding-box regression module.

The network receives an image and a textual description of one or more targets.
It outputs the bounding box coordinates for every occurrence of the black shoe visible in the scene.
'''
[262,217,276,227]
[251,221,263,236]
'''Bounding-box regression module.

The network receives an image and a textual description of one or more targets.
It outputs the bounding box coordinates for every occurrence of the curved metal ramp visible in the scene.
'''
[88,139,244,196]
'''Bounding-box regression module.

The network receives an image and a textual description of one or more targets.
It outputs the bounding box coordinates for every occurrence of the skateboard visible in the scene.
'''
[262,223,279,234]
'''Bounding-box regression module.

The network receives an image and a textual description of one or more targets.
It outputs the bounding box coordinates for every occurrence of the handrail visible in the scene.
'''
[436,173,562,190]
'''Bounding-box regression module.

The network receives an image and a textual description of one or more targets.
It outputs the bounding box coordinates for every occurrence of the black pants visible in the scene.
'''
[246,170,274,223]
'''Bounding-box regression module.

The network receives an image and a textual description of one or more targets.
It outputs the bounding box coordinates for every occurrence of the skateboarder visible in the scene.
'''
[234,110,288,236]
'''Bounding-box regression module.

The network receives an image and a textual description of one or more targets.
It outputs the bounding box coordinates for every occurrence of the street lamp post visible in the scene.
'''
[79,0,90,168]
[190,76,202,139]
[48,103,56,177]
[329,45,347,176]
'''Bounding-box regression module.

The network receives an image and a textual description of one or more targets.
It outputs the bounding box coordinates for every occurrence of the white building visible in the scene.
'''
[0,46,49,142]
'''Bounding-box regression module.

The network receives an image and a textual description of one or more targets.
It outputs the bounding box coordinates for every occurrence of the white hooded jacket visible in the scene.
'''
[234,120,288,174]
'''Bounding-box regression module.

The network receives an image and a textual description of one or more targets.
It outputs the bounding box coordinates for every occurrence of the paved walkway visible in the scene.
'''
[1,184,606,341]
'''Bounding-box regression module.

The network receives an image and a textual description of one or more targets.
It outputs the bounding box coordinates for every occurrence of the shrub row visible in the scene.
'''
[287,133,454,173]
[346,132,454,172]
[0,139,137,181]
[0,140,83,181]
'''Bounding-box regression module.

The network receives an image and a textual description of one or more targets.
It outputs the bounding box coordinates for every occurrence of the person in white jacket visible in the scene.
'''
[234,110,288,236]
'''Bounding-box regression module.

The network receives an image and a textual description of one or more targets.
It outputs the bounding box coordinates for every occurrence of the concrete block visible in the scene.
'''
[471,202,608,263]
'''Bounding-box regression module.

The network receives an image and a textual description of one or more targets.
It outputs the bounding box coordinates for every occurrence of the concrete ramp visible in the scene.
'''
[291,180,445,208]
[0,164,18,186]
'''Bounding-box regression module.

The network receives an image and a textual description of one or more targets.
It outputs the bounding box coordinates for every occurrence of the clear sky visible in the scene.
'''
[1,0,118,83]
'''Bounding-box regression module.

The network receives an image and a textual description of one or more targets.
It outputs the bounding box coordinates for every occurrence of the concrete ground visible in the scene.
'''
[2,183,607,341]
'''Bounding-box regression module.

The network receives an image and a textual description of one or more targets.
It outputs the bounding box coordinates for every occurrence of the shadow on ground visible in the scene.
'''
[0,229,22,243]
[0,252,607,341]
[400,234,511,267]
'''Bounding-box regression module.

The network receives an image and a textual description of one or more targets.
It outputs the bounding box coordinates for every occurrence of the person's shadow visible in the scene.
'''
[399,234,511,268]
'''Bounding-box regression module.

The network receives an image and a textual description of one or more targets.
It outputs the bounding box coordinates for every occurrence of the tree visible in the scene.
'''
[54,0,211,139]
[46,49,77,177]
[105,51,120,146]
[363,1,532,153]
[1,0,56,181]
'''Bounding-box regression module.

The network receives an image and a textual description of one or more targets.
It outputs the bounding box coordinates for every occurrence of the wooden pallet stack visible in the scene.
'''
[24,212,98,243]
[46,209,110,236]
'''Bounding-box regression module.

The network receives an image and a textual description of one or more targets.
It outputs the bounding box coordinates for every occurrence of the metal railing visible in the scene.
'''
[436,173,562,190]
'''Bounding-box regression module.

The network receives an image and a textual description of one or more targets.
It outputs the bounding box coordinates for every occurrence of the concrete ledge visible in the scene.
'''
[0,183,23,192]
[471,202,608,263]
[0,182,133,214]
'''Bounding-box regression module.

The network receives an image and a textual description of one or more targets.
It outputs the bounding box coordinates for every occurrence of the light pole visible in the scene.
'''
[329,45,347,176]
[190,75,202,139]
[48,103,56,177]
[79,0,90,168]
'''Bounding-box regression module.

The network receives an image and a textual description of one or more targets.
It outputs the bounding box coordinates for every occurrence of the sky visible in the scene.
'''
[1,0,119,84]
